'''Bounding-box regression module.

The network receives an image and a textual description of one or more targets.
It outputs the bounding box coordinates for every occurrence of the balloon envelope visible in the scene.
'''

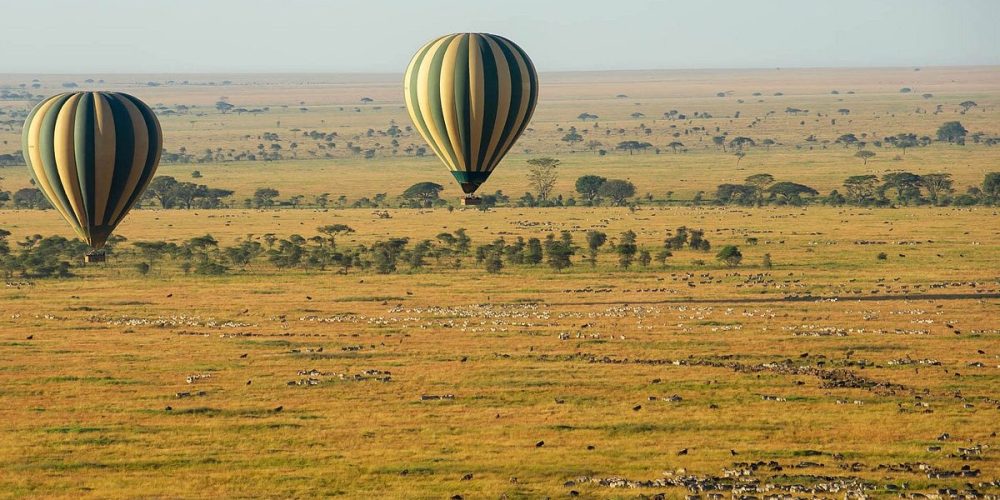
[404,33,538,194]
[22,92,162,250]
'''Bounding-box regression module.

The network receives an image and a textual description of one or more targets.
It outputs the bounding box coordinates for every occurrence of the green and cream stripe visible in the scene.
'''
[22,92,162,249]
[404,33,538,194]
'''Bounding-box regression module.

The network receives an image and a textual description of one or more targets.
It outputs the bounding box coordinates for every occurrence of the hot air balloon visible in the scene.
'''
[404,33,538,205]
[22,92,162,262]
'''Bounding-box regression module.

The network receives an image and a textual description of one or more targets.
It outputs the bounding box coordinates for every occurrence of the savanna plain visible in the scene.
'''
[0,67,998,498]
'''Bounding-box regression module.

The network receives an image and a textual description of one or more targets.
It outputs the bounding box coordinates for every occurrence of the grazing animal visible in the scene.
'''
[273,406,283,412]
[460,474,472,481]
[246,380,252,385]
[535,441,544,447]
[26,335,33,340]
[240,353,248,358]
[730,449,738,456]
[677,448,688,455]
[166,293,173,298]
[165,406,173,411]
[632,404,642,411]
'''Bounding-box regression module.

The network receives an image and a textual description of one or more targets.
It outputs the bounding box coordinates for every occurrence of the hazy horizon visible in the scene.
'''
[2,0,997,74]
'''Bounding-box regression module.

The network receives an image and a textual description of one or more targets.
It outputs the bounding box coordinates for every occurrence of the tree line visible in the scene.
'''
[713,172,1000,207]
[0,223,765,280]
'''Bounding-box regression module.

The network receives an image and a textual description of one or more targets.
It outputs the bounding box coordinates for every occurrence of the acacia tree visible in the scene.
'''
[716,245,743,267]
[526,157,560,201]
[734,151,746,166]
[585,140,603,153]
[402,182,444,205]
[597,179,636,206]
[936,121,967,143]
[616,230,637,269]
[615,141,652,155]
[836,133,858,148]
[575,175,607,203]
[855,150,876,165]
[982,172,1000,204]
[544,233,574,271]
[147,176,181,208]
[920,173,953,205]
[253,187,280,208]
[729,136,756,151]
[880,172,923,205]
[561,127,584,144]
[317,224,354,249]
[585,230,607,266]
[843,175,880,204]
[767,182,818,205]
[745,173,774,205]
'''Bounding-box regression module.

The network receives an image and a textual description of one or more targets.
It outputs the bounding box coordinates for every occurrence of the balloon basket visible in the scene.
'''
[85,252,106,264]
[461,196,482,206]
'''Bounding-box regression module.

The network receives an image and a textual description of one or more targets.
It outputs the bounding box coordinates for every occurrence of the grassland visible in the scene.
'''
[0,68,998,498]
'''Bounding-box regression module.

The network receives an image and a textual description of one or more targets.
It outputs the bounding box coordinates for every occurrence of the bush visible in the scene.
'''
[485,254,503,274]
[953,194,978,206]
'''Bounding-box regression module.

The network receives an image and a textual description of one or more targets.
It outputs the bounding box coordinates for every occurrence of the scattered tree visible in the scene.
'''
[855,150,876,165]
[526,157,560,201]
[597,179,636,206]
[936,121,967,143]
[716,245,743,267]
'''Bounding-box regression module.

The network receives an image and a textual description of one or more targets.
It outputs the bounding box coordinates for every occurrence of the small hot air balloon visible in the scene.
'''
[404,33,538,205]
[22,92,162,262]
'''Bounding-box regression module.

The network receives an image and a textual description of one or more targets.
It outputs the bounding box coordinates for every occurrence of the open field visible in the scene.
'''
[0,68,999,498]
[1,205,998,498]
[2,67,999,201]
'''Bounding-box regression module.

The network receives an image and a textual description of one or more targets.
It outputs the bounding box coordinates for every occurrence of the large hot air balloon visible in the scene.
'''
[22,92,162,262]
[404,33,538,204]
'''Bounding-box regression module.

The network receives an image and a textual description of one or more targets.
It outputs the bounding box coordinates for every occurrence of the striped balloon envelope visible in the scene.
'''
[22,92,162,252]
[404,33,538,198]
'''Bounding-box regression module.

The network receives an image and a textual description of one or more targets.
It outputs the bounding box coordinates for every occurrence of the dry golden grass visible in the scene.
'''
[1,206,998,498]
[0,68,998,498]
[2,66,998,201]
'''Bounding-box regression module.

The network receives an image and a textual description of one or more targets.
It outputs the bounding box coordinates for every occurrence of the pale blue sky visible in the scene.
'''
[2,0,997,73]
